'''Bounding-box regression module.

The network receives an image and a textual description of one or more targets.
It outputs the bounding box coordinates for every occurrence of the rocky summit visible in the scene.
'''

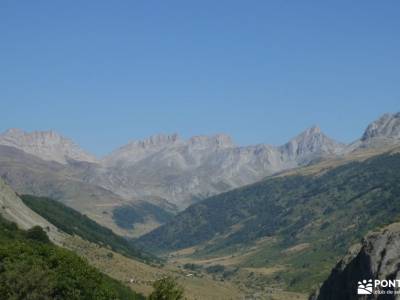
[0,128,97,164]
[88,127,344,208]
[362,112,400,142]
[1,112,400,210]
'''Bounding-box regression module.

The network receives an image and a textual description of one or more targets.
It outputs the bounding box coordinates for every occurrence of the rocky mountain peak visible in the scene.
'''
[294,125,322,140]
[361,112,400,141]
[188,134,234,149]
[133,133,181,149]
[306,125,321,135]
[0,129,97,164]
[102,133,182,166]
[4,128,24,136]
[280,126,344,162]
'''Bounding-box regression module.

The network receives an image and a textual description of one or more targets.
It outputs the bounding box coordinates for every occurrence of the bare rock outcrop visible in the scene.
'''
[311,222,400,300]
[0,177,65,244]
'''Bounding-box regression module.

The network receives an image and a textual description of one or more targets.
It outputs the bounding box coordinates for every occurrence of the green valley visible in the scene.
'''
[139,151,400,293]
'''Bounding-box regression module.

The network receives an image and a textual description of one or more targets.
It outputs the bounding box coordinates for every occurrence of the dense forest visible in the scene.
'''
[0,214,144,300]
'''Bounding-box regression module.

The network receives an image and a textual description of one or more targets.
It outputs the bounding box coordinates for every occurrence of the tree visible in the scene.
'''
[148,276,184,300]
[26,226,50,243]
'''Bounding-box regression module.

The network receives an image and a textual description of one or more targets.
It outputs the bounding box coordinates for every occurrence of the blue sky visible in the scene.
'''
[0,1,399,155]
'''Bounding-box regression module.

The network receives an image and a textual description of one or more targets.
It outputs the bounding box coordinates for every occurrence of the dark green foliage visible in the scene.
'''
[205,265,225,274]
[139,153,400,291]
[148,276,184,300]
[21,194,157,263]
[113,203,174,230]
[183,263,201,271]
[0,214,144,300]
[25,225,50,243]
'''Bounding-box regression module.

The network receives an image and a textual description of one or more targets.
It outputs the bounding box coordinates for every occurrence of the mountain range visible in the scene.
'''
[0,112,399,237]
[1,112,400,299]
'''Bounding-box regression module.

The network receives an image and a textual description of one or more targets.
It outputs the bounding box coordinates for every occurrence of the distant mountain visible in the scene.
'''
[0,143,180,237]
[0,128,97,164]
[280,125,344,163]
[362,112,400,141]
[346,112,400,151]
[91,127,344,208]
[1,112,400,234]
[311,222,400,300]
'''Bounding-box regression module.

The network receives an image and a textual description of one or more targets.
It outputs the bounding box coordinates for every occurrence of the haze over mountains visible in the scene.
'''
[0,112,399,236]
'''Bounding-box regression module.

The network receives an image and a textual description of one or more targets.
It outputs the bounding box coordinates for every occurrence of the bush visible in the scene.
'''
[148,276,184,300]
[26,226,50,243]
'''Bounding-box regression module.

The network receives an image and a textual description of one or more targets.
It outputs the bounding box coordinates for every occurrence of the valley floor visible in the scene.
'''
[166,245,308,300]
[63,235,246,300]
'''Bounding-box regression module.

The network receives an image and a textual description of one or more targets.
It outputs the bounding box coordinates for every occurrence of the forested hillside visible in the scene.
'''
[139,152,400,291]
[21,195,157,264]
[0,214,144,299]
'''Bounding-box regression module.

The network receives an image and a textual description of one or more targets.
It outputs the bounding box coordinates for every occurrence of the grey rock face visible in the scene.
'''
[102,133,182,166]
[0,128,97,164]
[91,128,343,208]
[279,125,345,163]
[345,113,400,152]
[0,145,131,235]
[0,177,65,244]
[1,112,399,210]
[311,222,400,300]
[362,113,400,141]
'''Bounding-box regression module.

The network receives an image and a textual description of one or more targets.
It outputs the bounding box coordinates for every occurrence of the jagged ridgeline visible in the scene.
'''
[0,213,144,299]
[138,152,400,292]
[20,194,158,264]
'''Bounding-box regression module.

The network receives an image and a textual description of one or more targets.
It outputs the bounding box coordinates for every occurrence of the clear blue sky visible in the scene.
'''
[0,1,399,156]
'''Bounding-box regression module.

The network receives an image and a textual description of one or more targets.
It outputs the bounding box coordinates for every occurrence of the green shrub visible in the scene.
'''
[148,276,184,300]
[26,226,50,243]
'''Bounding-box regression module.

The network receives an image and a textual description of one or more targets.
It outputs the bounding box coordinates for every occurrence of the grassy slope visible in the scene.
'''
[0,214,144,300]
[65,235,245,300]
[139,152,400,292]
[20,194,157,264]
[6,191,242,299]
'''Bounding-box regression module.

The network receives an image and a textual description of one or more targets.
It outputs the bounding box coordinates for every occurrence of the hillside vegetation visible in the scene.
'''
[0,214,144,300]
[113,202,174,230]
[21,194,156,264]
[139,152,400,292]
